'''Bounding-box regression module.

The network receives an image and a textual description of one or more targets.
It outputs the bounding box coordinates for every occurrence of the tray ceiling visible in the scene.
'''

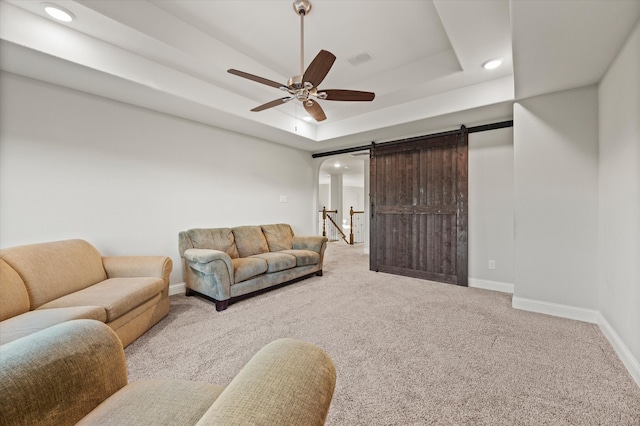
[1,1,638,152]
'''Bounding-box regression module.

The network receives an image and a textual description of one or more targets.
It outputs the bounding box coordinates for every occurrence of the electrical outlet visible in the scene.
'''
[488,260,496,270]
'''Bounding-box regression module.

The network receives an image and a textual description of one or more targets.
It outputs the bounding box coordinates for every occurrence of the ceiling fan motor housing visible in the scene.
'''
[287,75,304,89]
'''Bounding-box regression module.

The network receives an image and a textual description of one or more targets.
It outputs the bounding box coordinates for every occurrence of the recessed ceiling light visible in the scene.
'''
[302,116,313,122]
[334,163,341,168]
[482,58,502,70]
[42,3,75,22]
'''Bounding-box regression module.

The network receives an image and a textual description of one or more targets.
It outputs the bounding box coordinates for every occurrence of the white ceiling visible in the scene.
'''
[1,1,638,153]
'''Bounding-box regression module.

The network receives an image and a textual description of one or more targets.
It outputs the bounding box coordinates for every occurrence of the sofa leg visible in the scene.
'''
[215,300,229,312]
[185,288,193,296]
[316,269,323,277]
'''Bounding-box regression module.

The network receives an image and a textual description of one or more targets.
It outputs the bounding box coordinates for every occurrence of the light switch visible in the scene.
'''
[280,195,288,203]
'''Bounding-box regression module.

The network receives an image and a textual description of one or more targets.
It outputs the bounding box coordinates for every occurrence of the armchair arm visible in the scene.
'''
[196,338,336,426]
[292,236,328,253]
[0,319,127,426]
[103,256,172,287]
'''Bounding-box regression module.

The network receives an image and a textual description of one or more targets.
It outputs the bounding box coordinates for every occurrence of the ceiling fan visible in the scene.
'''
[227,0,375,122]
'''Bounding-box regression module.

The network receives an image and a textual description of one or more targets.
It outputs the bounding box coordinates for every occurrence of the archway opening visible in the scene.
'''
[318,152,369,250]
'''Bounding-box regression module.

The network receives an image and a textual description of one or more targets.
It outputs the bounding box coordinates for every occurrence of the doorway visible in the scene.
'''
[318,153,368,248]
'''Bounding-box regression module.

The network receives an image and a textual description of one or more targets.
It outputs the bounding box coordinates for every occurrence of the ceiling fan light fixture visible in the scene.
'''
[482,58,502,70]
[42,3,74,22]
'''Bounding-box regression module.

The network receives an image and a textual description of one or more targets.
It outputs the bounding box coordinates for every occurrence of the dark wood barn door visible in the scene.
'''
[370,128,468,286]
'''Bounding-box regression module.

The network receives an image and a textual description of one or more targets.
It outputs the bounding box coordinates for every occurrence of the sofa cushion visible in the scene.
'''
[77,380,225,425]
[0,239,108,310]
[0,306,106,346]
[279,250,320,267]
[37,277,164,322]
[261,224,294,252]
[0,259,29,321]
[187,228,239,259]
[232,226,269,257]
[231,258,268,284]
[249,252,297,273]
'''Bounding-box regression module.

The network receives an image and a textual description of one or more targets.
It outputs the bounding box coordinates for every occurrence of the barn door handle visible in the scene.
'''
[371,202,374,219]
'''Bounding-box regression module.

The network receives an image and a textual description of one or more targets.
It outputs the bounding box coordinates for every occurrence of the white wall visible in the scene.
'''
[468,127,514,291]
[513,86,600,316]
[343,185,364,213]
[330,174,344,227]
[318,184,330,210]
[0,73,317,284]
[598,22,640,372]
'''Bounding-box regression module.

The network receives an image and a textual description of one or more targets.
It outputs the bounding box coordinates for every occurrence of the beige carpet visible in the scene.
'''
[126,243,640,425]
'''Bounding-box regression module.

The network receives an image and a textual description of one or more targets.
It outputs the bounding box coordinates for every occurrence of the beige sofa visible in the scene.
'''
[0,239,171,347]
[0,319,336,425]
[179,224,328,311]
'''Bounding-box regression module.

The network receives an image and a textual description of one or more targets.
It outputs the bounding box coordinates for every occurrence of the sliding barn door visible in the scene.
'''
[370,129,468,286]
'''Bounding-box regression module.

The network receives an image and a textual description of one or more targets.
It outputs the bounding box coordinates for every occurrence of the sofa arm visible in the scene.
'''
[293,236,329,253]
[183,249,233,302]
[103,256,172,287]
[184,249,232,275]
[0,319,128,426]
[196,338,336,426]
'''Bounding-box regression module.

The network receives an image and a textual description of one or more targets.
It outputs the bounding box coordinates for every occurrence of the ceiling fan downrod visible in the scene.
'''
[294,0,312,82]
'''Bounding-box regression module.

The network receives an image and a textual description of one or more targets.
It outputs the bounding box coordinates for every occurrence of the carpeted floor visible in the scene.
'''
[125,242,640,425]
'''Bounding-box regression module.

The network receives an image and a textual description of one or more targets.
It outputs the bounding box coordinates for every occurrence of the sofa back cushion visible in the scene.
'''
[0,240,107,310]
[261,224,294,252]
[232,226,269,258]
[0,259,29,320]
[185,228,239,259]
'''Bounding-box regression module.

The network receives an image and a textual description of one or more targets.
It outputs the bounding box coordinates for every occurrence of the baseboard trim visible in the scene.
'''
[512,296,599,323]
[468,278,514,294]
[597,313,640,387]
[169,282,186,296]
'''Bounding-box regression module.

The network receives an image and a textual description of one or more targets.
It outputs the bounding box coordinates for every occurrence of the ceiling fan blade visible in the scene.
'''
[303,100,327,122]
[251,97,293,112]
[303,50,336,88]
[228,69,286,89]
[321,89,375,102]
